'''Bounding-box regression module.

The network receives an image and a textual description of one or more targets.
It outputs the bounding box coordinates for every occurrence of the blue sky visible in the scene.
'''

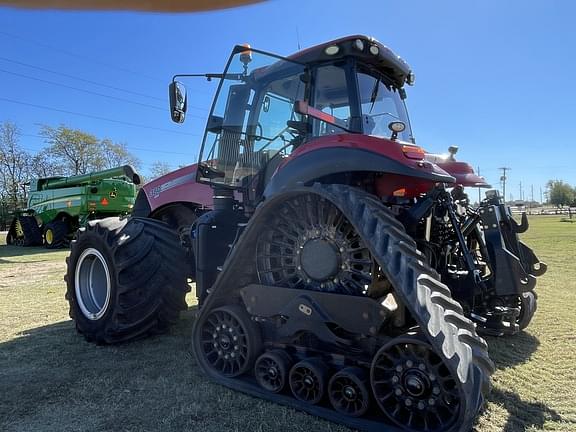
[0,0,574,201]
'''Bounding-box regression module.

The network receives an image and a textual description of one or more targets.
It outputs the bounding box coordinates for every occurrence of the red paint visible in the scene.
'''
[141,164,214,213]
[281,134,453,181]
[435,161,490,187]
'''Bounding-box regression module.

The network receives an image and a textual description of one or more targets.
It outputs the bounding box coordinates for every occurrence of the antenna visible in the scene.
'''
[295,26,301,50]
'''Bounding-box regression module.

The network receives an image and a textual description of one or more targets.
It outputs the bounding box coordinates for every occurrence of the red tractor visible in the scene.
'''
[65,36,546,431]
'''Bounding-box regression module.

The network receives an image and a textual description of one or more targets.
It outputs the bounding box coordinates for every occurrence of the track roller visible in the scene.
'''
[254,350,293,393]
[289,359,328,405]
[328,367,370,417]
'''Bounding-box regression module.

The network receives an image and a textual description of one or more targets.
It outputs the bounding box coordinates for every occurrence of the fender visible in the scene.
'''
[264,146,455,198]
[133,164,213,217]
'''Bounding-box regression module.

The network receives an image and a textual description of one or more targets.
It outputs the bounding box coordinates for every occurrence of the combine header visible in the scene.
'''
[6,165,140,248]
[64,36,546,431]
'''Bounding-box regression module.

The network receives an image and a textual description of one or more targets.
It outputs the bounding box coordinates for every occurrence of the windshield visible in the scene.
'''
[198,48,305,188]
[357,68,413,142]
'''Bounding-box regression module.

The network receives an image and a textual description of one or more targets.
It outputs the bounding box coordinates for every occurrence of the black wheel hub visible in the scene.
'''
[343,385,357,401]
[300,239,340,280]
[403,370,430,398]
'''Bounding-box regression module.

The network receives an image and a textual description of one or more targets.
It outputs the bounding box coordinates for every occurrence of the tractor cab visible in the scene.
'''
[170,36,416,194]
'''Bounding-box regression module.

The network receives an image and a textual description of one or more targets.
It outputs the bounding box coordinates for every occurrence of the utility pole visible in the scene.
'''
[499,167,511,204]
[477,166,481,204]
[530,184,534,213]
[519,181,523,202]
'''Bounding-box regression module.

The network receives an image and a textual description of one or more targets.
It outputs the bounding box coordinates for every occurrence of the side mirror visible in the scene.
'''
[169,81,187,123]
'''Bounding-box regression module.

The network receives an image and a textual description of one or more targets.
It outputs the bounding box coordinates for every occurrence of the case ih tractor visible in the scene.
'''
[64,36,546,431]
[6,165,140,248]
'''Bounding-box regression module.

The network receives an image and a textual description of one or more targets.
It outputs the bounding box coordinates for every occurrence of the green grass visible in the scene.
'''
[0,217,575,432]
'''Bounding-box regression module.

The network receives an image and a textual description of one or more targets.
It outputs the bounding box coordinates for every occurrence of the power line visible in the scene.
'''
[0,67,206,121]
[0,97,199,136]
[0,56,209,112]
[0,68,165,112]
[0,30,163,83]
[20,133,193,156]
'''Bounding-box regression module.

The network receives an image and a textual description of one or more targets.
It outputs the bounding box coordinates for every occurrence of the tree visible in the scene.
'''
[40,125,140,175]
[0,121,31,209]
[100,139,141,170]
[547,180,575,207]
[29,149,64,178]
[149,161,173,179]
[40,125,102,175]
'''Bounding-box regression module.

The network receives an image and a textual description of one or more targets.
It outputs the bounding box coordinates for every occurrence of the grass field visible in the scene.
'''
[1,217,575,432]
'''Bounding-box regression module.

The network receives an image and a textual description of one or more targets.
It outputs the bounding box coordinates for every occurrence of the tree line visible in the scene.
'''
[0,120,174,214]
[547,180,576,207]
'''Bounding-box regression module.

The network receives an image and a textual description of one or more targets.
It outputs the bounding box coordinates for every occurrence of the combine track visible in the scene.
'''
[192,184,493,432]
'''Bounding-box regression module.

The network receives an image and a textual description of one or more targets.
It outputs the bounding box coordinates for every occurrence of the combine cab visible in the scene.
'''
[65,36,546,431]
[6,165,140,248]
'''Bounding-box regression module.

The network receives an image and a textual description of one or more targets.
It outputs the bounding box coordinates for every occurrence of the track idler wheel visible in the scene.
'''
[517,290,537,331]
[197,304,262,378]
[289,359,327,405]
[328,367,370,417]
[254,350,292,393]
[371,338,461,431]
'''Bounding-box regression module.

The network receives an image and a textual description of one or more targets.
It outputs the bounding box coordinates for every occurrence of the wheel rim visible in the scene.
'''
[199,307,255,377]
[256,194,372,295]
[45,229,54,245]
[254,350,291,393]
[74,248,112,320]
[289,359,326,404]
[371,339,461,432]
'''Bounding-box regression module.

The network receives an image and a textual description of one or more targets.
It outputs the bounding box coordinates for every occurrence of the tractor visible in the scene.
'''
[64,36,546,431]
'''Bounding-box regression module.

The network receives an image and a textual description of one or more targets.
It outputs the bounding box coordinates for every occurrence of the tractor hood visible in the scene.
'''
[425,153,490,188]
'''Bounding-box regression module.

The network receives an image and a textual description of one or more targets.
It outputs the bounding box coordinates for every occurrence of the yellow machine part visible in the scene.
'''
[14,219,24,237]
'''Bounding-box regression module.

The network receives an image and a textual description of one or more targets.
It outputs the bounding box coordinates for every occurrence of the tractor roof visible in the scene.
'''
[287,35,413,88]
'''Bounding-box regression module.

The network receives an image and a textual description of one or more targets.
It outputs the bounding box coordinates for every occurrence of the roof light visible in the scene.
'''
[353,39,365,51]
[369,44,379,56]
[324,45,340,55]
[240,43,252,65]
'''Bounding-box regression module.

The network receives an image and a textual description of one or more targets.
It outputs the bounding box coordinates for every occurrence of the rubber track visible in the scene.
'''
[320,184,494,431]
[193,184,494,432]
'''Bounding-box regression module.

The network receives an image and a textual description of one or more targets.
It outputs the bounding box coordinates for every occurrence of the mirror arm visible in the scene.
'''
[172,73,245,82]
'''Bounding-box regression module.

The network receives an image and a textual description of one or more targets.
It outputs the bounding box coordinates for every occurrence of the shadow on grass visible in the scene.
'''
[486,331,540,369]
[489,388,568,432]
[0,244,67,261]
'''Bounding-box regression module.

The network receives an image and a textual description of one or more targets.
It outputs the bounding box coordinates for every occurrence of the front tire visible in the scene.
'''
[44,220,68,249]
[65,217,190,344]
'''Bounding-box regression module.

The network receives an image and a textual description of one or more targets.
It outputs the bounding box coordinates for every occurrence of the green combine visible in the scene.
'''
[6,165,140,248]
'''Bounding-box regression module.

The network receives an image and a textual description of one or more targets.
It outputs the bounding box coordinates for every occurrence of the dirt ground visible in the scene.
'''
[1,217,575,431]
